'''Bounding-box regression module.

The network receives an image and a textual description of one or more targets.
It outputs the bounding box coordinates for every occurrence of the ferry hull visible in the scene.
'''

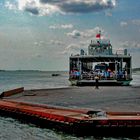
[70,79,132,86]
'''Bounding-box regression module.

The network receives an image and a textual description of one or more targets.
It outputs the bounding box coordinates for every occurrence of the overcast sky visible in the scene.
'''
[0,0,140,70]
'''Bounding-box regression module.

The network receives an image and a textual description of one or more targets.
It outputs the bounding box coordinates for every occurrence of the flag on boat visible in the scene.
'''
[96,30,101,38]
[96,33,101,38]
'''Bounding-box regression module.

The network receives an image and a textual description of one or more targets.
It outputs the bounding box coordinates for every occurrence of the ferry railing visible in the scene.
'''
[69,73,132,81]
[81,74,116,80]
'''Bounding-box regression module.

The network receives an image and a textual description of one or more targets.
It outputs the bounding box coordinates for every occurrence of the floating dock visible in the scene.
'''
[0,100,139,137]
[0,87,140,137]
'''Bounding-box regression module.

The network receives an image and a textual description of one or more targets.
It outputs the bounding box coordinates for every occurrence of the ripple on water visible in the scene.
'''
[0,116,139,140]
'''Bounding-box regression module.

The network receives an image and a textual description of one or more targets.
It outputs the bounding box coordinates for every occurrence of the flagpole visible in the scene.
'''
[99,30,101,41]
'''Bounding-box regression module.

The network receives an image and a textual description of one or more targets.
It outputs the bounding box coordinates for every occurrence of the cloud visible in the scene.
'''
[131,20,140,26]
[34,40,64,47]
[61,44,80,54]
[49,24,73,29]
[120,21,128,27]
[5,0,116,16]
[60,24,73,29]
[5,0,60,16]
[105,11,112,16]
[120,41,140,48]
[50,40,64,45]
[62,41,91,55]
[34,41,46,47]
[67,27,104,39]
[67,30,82,38]
[115,41,140,54]
[25,6,39,15]
[120,19,140,27]
[62,27,105,54]
[5,1,17,10]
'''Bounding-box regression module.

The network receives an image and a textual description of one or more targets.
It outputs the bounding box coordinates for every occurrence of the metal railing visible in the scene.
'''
[69,73,132,80]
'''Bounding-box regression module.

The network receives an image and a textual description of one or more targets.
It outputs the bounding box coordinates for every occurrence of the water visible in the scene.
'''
[1,117,138,140]
[0,116,80,140]
[0,70,140,140]
[0,70,70,93]
[131,73,140,86]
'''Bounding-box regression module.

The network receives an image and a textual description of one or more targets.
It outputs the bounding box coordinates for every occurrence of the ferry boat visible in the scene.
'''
[69,32,132,86]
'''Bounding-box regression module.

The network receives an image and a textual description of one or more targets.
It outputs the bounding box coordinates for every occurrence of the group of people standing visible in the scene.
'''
[70,68,127,80]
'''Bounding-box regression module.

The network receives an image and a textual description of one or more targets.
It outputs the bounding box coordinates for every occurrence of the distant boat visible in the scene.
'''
[52,73,60,76]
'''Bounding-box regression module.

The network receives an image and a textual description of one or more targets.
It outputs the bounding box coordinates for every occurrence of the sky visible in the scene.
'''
[0,0,140,71]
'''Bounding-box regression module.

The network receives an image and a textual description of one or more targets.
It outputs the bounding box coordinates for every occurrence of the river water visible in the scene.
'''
[0,71,139,140]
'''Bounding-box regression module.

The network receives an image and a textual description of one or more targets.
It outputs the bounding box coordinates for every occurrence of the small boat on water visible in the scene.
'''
[52,73,60,76]
[69,32,133,86]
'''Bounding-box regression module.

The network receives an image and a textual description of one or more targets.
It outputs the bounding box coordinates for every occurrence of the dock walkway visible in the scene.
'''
[4,86,140,112]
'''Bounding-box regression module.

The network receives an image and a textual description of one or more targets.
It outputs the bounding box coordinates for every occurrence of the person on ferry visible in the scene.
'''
[119,70,123,79]
[103,71,107,79]
[100,70,104,79]
[71,69,78,79]
[74,70,80,79]
[106,69,111,78]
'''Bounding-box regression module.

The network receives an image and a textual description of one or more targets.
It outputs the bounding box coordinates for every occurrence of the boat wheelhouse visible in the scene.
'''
[69,34,132,86]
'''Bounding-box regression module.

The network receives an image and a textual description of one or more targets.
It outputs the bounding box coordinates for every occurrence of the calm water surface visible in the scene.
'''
[0,71,70,93]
